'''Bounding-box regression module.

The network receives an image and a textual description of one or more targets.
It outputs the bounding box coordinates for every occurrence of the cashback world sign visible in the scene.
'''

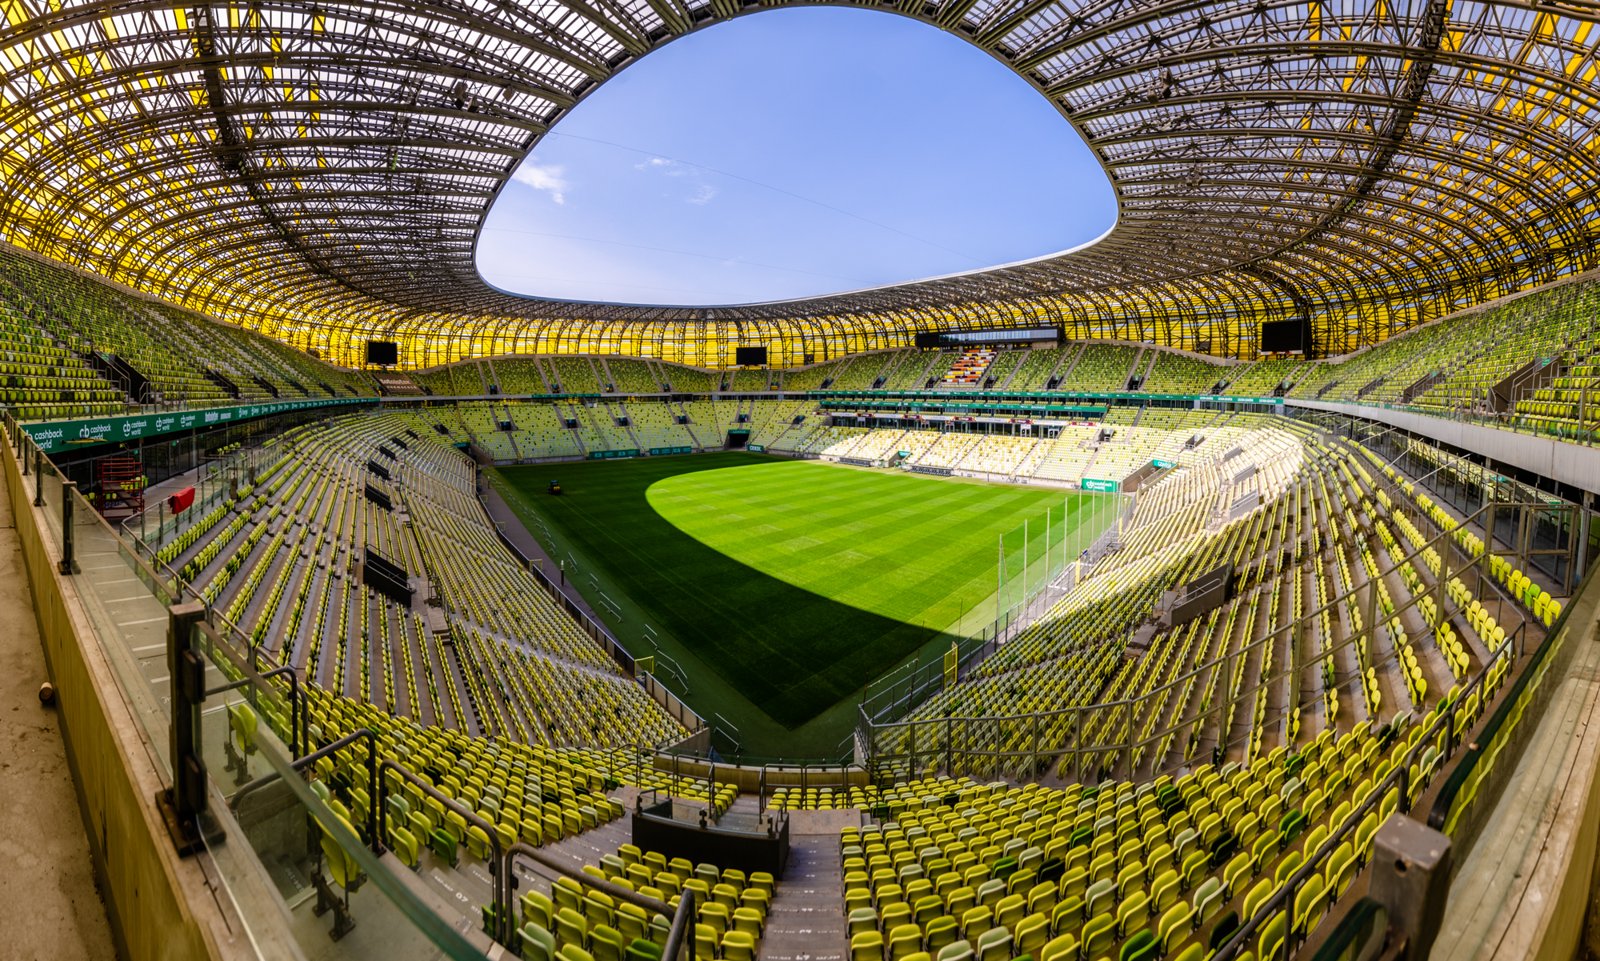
[22,397,374,455]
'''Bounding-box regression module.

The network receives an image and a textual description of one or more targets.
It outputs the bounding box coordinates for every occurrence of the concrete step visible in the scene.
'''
[763,819,850,961]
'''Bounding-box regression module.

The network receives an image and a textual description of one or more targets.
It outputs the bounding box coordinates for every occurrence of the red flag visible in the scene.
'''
[168,486,195,514]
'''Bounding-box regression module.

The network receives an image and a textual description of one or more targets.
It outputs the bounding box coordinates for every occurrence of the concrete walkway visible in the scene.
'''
[479,480,606,624]
[0,463,116,959]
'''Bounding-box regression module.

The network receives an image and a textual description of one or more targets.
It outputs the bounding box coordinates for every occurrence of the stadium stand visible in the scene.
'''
[1141,352,1227,394]
[1224,359,1301,397]
[979,350,1025,390]
[608,359,662,394]
[1073,345,1143,392]
[490,359,554,395]
[628,401,699,451]
[832,353,900,390]
[20,2,1600,955]
[153,412,688,747]
[767,358,835,391]
[6,240,1600,961]
[1010,346,1077,390]
[0,246,374,411]
[552,358,607,394]
[730,369,771,392]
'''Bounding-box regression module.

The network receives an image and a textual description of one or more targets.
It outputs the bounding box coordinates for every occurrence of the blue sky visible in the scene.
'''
[475,8,1116,306]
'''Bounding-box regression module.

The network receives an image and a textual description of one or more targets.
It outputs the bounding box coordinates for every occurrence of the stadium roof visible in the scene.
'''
[2,0,1597,363]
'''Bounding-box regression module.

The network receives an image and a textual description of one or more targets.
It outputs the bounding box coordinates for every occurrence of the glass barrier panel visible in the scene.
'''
[37,453,64,549]
[194,623,491,960]
[66,485,177,774]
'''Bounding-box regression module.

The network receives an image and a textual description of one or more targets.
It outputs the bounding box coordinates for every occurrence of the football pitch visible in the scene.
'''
[492,453,1116,758]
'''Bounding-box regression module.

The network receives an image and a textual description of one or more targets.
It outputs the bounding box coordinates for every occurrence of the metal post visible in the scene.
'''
[1061,495,1069,572]
[944,717,952,775]
[59,481,77,575]
[1369,815,1452,961]
[1045,506,1052,586]
[1023,517,1031,600]
[1580,495,1593,583]
[1031,712,1041,776]
[159,601,208,856]
[33,448,44,506]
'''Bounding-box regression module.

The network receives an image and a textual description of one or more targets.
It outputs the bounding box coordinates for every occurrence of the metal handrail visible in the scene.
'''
[203,661,306,759]
[507,840,677,917]
[231,728,380,852]
[379,759,509,943]
[1427,560,1592,834]
[860,492,1550,781]
[1212,660,1494,960]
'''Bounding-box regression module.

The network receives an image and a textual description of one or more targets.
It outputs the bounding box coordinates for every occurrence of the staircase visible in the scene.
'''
[81,351,152,403]
[203,367,241,399]
[1489,356,1560,412]
[595,357,619,392]
[1137,349,1160,387]
[250,374,280,398]
[677,401,710,448]
[761,823,850,961]
[586,356,609,392]
[615,403,645,450]
[1047,344,1084,389]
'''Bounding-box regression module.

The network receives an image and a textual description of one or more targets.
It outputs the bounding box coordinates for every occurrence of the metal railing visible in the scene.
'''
[855,484,1567,783]
[1,403,714,960]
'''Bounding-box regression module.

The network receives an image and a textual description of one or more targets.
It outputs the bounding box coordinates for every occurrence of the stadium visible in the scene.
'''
[3,3,1600,961]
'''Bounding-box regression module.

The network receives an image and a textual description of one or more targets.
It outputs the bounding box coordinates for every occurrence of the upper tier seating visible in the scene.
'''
[0,245,371,409]
[552,358,606,394]
[1072,345,1142,392]
[492,358,554,394]
[831,353,907,390]
[1225,359,1302,397]
[782,359,849,391]
[729,369,771,391]
[1008,347,1076,390]
[0,305,123,420]
[1142,353,1226,394]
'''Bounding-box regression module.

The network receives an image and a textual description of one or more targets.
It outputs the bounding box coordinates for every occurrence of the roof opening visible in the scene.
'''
[476,7,1116,308]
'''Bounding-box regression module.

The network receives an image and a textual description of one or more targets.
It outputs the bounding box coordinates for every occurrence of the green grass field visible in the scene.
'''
[492,453,1114,757]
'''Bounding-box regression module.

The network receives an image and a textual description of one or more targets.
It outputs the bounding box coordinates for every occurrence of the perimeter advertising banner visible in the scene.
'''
[22,397,375,455]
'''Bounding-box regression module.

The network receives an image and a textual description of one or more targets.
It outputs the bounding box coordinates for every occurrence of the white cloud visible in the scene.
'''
[512,162,569,204]
[635,156,716,204]
[636,156,693,178]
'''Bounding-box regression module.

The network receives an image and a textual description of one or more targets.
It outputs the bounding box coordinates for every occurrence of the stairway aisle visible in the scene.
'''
[763,813,855,961]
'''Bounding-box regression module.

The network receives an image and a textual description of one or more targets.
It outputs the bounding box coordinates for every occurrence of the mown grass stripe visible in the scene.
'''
[502,454,1113,731]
